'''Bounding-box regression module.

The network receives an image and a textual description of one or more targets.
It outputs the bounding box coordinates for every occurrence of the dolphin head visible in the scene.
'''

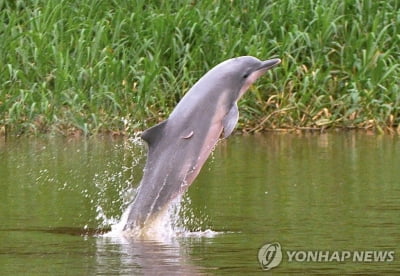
[220,56,281,99]
[205,56,280,103]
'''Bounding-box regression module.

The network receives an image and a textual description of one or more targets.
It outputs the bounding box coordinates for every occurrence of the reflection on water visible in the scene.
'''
[0,132,399,274]
[95,236,207,275]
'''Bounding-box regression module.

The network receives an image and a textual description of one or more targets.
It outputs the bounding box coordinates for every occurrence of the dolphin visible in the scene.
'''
[124,56,281,232]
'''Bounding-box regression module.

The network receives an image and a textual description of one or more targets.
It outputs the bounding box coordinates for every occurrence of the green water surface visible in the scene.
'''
[0,133,399,275]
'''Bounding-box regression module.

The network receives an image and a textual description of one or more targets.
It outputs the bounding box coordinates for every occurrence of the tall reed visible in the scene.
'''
[0,0,399,135]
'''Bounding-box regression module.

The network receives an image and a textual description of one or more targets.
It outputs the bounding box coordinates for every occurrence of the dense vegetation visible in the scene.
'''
[1,0,399,136]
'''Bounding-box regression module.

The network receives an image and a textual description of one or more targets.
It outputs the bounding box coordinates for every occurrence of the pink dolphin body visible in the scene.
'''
[124,56,281,232]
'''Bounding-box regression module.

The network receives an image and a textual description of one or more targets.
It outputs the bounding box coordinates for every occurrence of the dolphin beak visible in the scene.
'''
[239,58,281,98]
[259,58,281,71]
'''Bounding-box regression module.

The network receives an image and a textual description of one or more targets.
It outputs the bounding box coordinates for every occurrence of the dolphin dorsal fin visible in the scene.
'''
[141,120,168,146]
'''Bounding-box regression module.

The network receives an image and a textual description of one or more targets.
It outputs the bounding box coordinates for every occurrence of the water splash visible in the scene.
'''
[93,132,221,241]
[92,133,145,228]
[103,193,221,242]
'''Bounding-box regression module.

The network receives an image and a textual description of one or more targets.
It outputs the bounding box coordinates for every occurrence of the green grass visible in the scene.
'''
[0,0,399,136]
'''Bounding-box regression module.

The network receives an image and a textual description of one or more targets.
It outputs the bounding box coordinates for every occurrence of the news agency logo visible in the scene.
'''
[258,242,283,270]
[258,242,395,271]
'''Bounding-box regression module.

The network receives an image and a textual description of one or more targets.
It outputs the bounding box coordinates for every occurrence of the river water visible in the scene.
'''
[0,132,399,275]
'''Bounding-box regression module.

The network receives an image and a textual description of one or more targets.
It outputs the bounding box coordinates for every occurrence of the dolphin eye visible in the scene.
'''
[242,73,250,79]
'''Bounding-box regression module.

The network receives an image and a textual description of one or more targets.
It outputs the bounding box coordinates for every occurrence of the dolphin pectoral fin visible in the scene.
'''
[141,120,168,146]
[222,104,239,138]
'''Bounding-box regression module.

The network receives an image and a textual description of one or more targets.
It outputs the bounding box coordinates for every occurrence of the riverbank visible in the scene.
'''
[1,0,399,136]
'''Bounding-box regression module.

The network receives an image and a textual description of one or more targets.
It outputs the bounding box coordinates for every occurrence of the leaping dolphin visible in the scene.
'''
[124,56,281,232]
